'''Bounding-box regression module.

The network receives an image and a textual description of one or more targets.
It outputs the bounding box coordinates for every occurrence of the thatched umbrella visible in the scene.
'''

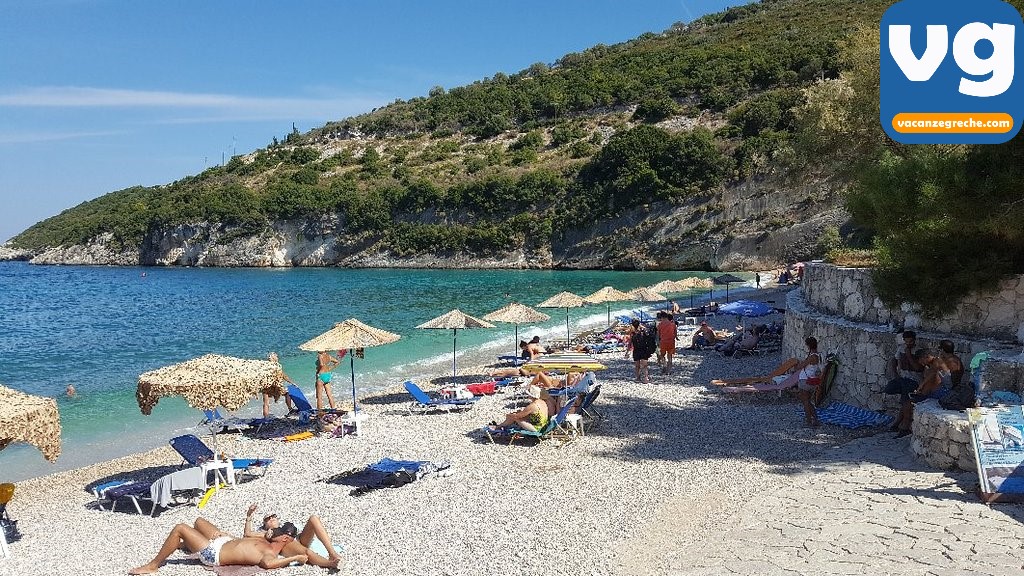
[299,318,401,416]
[482,302,550,361]
[137,354,285,454]
[0,385,61,462]
[583,286,632,326]
[647,280,680,294]
[416,310,495,378]
[676,277,714,307]
[537,291,585,345]
[628,287,667,322]
[714,273,747,303]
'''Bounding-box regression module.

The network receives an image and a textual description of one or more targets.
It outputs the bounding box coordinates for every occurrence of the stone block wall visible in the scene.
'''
[784,263,1024,472]
[802,263,1024,344]
[911,402,975,471]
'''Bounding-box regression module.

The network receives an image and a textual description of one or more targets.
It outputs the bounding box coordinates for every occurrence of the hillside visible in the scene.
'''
[4,0,892,270]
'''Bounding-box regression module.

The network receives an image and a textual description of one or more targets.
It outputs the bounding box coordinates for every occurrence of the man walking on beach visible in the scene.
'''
[129,517,307,574]
[657,313,677,375]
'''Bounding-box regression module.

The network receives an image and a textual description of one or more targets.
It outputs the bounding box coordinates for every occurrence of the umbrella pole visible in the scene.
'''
[726,284,730,302]
[689,292,694,308]
[514,325,519,362]
[606,303,611,327]
[350,348,357,416]
[453,328,458,378]
[565,308,570,348]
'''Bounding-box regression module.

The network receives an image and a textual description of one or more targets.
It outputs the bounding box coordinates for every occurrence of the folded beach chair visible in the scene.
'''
[403,381,479,414]
[483,395,580,445]
[577,384,603,425]
[92,472,204,516]
[169,434,274,480]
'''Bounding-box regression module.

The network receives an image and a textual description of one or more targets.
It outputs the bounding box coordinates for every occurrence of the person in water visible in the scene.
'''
[129,517,305,574]
[314,350,340,412]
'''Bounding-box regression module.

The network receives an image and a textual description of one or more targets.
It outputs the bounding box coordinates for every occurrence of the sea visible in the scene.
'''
[0,262,750,481]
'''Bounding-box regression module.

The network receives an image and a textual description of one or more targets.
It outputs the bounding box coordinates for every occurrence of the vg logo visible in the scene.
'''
[880,0,1023,144]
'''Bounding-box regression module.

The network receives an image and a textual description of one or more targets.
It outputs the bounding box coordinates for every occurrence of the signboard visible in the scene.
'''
[967,405,1024,499]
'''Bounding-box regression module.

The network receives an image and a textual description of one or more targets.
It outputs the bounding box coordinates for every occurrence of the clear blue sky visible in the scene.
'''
[0,0,738,242]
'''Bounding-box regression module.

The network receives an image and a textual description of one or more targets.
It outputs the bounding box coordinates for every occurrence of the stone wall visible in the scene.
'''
[802,263,1024,344]
[784,263,1024,471]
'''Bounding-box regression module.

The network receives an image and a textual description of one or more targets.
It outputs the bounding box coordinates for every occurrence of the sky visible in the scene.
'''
[0,0,738,243]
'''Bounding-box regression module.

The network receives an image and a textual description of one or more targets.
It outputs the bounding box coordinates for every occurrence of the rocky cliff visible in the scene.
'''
[3,173,844,270]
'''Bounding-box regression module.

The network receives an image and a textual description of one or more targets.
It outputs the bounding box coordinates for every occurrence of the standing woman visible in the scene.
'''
[315,350,340,412]
[793,337,822,428]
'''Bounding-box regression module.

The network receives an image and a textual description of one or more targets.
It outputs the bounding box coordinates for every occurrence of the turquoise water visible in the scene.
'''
[0,262,748,480]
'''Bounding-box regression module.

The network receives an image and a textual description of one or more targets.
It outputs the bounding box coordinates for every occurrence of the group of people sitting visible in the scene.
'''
[130,504,343,573]
[883,331,965,438]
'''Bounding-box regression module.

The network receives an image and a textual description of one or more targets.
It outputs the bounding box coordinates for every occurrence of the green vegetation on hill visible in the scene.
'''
[15,0,892,260]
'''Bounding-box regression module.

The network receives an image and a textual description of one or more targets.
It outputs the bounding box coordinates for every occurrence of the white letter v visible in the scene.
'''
[889,25,949,81]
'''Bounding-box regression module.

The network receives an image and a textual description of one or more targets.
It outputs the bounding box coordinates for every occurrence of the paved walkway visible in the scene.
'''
[651,435,1024,576]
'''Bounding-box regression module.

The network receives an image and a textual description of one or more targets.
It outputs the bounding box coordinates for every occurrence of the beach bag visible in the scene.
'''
[466,381,496,396]
[940,384,976,411]
[805,376,821,387]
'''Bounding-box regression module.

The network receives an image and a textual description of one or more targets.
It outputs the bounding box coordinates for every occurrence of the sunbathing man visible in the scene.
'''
[690,322,717,349]
[129,517,305,574]
[245,504,343,569]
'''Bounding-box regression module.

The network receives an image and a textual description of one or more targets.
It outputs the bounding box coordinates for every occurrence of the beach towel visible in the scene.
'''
[799,402,893,429]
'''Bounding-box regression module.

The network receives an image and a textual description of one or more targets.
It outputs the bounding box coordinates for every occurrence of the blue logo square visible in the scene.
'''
[880,0,1023,144]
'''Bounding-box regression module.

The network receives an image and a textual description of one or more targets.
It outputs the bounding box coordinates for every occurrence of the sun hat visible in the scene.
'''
[525,384,542,399]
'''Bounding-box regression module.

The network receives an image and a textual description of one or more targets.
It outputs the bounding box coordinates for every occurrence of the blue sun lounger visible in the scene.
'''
[169,434,273,480]
[403,381,478,414]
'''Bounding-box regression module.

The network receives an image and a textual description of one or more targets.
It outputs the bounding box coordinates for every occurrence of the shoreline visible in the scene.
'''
[2,284,848,576]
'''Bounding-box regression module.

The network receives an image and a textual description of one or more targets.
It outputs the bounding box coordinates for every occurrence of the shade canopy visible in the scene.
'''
[522,352,607,373]
[628,287,667,302]
[416,309,495,330]
[713,274,746,285]
[0,385,61,462]
[136,354,285,415]
[482,302,550,325]
[537,291,585,309]
[677,277,713,289]
[718,300,776,318]
[646,280,681,294]
[299,318,401,352]
[582,286,631,304]
[417,309,495,377]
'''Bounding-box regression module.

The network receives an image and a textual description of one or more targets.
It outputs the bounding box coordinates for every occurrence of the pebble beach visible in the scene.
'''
[5,286,1021,575]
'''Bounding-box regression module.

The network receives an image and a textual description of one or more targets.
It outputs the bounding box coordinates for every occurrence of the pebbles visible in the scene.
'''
[3,310,862,576]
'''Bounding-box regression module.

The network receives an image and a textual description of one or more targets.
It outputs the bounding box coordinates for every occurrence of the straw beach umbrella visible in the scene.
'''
[0,385,61,462]
[482,302,550,361]
[677,277,714,307]
[713,273,746,303]
[537,291,585,345]
[628,287,667,322]
[299,318,401,416]
[583,286,632,326]
[416,309,495,378]
[137,354,284,454]
[646,280,680,294]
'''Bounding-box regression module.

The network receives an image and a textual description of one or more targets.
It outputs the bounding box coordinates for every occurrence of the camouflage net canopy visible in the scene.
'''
[136,354,286,415]
[0,384,62,462]
[416,309,495,330]
[627,287,667,303]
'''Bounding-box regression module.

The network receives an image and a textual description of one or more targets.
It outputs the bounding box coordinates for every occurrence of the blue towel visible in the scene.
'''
[368,458,428,474]
[798,402,894,429]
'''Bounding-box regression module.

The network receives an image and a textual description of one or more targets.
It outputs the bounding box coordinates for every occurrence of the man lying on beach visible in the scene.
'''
[244,503,343,569]
[128,517,306,574]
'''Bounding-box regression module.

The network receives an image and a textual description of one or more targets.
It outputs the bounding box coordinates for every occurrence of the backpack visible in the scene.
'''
[634,328,656,357]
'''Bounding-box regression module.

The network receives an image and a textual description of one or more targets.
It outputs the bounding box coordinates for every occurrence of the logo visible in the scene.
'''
[880,0,1023,144]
